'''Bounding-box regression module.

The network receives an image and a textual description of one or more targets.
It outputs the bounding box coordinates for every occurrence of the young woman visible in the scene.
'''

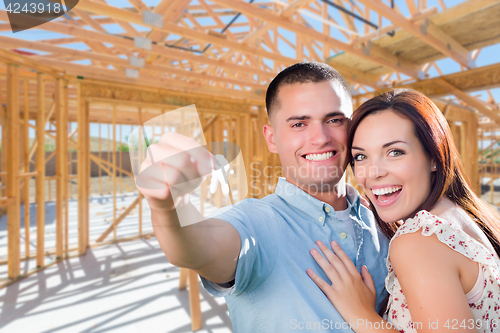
[307,89,500,333]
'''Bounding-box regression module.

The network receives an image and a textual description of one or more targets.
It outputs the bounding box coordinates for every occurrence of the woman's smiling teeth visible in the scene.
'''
[372,186,403,203]
[304,151,335,161]
[372,186,402,195]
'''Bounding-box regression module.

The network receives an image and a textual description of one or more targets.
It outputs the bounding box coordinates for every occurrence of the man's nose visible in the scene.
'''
[309,124,329,146]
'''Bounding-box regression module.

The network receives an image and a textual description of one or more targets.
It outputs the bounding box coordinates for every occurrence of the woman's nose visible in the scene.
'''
[367,159,388,179]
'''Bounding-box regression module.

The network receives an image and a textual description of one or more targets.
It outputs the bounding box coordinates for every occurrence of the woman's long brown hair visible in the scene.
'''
[349,89,500,314]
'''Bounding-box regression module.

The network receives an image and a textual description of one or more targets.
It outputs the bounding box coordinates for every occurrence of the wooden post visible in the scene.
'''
[199,113,206,215]
[244,110,251,195]
[188,270,202,331]
[77,84,89,255]
[6,64,21,279]
[23,79,30,258]
[108,122,111,194]
[99,124,101,195]
[36,72,45,267]
[213,117,223,207]
[55,78,65,259]
[1,104,7,206]
[138,107,143,236]
[238,114,246,201]
[470,115,479,194]
[119,124,122,194]
[113,104,117,240]
[179,267,188,290]
[64,80,69,257]
[85,101,90,247]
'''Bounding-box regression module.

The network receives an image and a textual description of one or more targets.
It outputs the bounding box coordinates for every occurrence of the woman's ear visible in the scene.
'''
[263,124,277,153]
[431,160,437,172]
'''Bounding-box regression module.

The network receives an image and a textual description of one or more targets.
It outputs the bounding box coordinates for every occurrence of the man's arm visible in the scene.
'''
[137,132,241,284]
[151,201,240,283]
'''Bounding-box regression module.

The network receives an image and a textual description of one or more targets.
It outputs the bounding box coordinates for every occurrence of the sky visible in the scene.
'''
[0,0,498,142]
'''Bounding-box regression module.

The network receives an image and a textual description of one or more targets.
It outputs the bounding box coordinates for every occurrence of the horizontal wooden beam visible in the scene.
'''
[434,77,500,125]
[350,7,438,46]
[281,0,316,18]
[0,10,275,80]
[76,0,294,65]
[209,0,423,79]
[0,35,265,90]
[355,63,500,100]
[0,48,60,76]
[357,0,472,68]
[35,58,263,101]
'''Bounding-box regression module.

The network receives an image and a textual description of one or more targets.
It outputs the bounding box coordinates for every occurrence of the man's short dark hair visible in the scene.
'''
[265,61,351,118]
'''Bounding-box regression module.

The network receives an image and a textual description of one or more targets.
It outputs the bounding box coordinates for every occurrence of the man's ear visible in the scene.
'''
[263,124,278,153]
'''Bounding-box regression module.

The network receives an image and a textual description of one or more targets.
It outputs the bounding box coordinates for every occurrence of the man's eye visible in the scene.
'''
[328,118,343,124]
[353,154,367,161]
[388,149,405,157]
[291,123,304,128]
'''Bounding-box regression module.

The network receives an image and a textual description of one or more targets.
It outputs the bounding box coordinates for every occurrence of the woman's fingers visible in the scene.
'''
[361,265,377,296]
[329,241,359,276]
[306,268,336,300]
[315,241,349,277]
[310,248,342,285]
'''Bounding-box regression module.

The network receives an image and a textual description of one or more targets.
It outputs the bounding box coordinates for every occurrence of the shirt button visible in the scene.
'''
[319,217,324,222]
[325,207,331,213]
[340,232,347,239]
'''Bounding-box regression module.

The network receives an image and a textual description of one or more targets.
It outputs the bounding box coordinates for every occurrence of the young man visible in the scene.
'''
[137,62,389,332]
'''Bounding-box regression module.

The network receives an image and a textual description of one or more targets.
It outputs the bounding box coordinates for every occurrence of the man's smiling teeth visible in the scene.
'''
[304,151,334,161]
[372,186,402,196]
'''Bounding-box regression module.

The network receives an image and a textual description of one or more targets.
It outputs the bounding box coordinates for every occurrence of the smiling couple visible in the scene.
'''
[138,62,500,333]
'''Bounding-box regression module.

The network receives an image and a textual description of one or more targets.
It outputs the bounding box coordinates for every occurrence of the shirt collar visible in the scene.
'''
[274,177,361,225]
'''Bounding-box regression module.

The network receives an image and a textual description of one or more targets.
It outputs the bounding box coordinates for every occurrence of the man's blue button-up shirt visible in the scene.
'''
[201,177,390,332]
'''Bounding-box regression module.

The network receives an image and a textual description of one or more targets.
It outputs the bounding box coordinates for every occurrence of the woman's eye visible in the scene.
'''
[353,154,367,161]
[291,123,304,128]
[388,149,405,157]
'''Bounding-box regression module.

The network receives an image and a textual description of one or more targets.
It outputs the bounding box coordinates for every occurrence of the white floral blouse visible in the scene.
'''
[384,210,500,333]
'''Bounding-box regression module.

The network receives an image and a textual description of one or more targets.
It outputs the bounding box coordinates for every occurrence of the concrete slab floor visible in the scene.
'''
[0,238,232,333]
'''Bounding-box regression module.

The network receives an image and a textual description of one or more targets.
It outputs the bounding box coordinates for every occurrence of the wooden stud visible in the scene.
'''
[64,80,69,257]
[6,64,21,279]
[98,123,101,195]
[0,104,7,206]
[138,107,143,236]
[113,104,117,240]
[108,122,111,194]
[119,124,122,194]
[23,79,30,258]
[188,269,203,332]
[85,100,91,247]
[55,78,65,259]
[179,267,188,290]
[77,83,89,254]
[36,72,45,267]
